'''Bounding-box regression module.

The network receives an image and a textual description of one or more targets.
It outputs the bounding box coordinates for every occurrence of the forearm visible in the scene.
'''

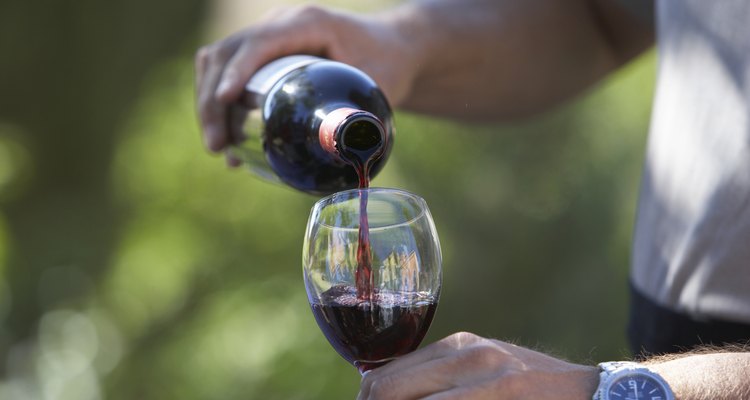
[648,352,750,400]
[384,0,654,120]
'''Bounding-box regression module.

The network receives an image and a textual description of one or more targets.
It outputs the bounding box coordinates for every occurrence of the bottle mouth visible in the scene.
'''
[339,113,385,155]
[318,108,387,162]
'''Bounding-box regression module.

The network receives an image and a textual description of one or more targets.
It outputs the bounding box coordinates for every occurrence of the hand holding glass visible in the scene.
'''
[303,188,442,373]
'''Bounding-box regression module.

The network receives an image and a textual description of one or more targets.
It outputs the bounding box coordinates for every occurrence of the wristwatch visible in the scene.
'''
[593,361,675,400]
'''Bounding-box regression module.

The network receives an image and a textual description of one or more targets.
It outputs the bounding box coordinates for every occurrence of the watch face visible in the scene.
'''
[607,373,670,400]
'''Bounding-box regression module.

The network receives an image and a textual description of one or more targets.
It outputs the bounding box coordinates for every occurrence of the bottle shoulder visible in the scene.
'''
[246,55,321,95]
[264,61,392,132]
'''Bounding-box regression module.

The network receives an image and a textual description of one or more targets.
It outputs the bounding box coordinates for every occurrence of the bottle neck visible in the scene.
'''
[319,108,387,165]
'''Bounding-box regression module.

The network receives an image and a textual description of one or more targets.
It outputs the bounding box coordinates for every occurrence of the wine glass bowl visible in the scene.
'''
[303,188,442,373]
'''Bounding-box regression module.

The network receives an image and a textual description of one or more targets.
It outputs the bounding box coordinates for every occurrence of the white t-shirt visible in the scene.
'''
[631,0,750,323]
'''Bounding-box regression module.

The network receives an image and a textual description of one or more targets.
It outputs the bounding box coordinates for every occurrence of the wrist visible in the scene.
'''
[575,365,602,399]
[644,353,747,400]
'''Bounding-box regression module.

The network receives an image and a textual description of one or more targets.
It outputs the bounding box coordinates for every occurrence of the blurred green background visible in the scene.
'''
[0,0,654,398]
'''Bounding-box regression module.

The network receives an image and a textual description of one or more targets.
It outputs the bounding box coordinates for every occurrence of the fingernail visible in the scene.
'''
[204,127,223,152]
[226,154,241,168]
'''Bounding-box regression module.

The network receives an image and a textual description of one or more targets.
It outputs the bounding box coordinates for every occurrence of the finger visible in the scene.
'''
[359,334,483,399]
[214,38,270,103]
[215,20,329,103]
[366,332,482,379]
[196,40,242,152]
[358,357,458,400]
[359,333,509,400]
[360,343,450,384]
[211,6,302,103]
[194,46,209,96]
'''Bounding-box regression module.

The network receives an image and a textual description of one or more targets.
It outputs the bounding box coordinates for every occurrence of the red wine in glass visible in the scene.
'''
[310,285,438,373]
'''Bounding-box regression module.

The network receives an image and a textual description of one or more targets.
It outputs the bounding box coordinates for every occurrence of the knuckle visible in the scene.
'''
[444,331,481,349]
[210,43,236,62]
[292,3,330,19]
[196,40,239,64]
[454,331,480,341]
[458,344,502,369]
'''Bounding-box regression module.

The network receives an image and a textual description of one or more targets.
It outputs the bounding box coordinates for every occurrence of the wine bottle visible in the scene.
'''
[227,55,394,195]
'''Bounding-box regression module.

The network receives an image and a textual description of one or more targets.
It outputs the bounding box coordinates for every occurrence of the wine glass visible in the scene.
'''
[303,188,442,374]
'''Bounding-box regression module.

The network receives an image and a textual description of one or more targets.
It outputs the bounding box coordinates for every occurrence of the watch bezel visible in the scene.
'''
[595,362,675,400]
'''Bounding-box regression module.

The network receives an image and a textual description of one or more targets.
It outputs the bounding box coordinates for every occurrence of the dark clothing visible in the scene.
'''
[628,282,750,356]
